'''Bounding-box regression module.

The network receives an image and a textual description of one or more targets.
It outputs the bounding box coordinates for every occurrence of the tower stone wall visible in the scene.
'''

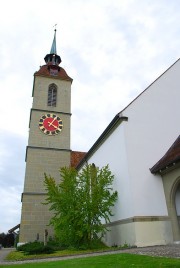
[19,32,73,243]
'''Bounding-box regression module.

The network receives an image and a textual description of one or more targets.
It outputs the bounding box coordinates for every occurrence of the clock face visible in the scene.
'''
[39,114,63,135]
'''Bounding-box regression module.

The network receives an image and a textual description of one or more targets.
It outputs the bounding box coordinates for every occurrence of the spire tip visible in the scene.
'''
[53,24,57,32]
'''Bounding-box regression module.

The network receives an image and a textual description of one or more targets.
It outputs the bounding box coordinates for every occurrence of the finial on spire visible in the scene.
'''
[53,24,57,31]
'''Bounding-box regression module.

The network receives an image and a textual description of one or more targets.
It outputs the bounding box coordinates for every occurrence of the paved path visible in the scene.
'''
[0,244,180,265]
[0,249,14,263]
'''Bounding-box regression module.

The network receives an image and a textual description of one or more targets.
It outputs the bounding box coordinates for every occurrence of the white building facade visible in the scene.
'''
[77,59,180,247]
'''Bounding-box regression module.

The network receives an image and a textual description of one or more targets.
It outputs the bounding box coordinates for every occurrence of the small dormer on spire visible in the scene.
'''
[44,29,61,66]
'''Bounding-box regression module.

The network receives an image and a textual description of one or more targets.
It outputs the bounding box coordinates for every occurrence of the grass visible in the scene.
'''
[5,248,111,261]
[0,253,180,268]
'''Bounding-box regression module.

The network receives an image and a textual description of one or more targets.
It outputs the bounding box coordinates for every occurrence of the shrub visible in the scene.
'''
[47,239,66,251]
[17,241,55,255]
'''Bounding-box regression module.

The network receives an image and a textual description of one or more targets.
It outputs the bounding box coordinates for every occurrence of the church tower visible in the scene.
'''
[19,30,73,243]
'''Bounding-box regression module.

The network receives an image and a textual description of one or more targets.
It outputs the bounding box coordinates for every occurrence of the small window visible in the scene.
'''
[48,84,57,107]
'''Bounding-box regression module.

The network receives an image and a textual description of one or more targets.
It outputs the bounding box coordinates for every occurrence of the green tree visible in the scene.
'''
[0,232,14,248]
[44,164,118,248]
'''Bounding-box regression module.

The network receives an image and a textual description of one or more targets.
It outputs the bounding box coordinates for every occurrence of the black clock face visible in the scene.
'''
[39,114,63,135]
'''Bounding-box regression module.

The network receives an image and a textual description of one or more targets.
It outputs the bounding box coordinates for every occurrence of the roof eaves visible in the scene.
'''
[8,224,20,233]
[76,114,128,170]
[151,161,180,175]
[150,135,180,174]
[150,158,180,174]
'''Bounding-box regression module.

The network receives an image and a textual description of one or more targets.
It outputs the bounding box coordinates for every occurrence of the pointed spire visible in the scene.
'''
[50,29,57,54]
[44,28,61,66]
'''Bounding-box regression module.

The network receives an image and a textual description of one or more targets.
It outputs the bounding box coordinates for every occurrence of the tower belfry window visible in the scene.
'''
[48,84,57,106]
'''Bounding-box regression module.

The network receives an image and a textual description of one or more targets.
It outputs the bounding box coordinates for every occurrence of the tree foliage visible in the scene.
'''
[0,232,14,247]
[44,164,118,248]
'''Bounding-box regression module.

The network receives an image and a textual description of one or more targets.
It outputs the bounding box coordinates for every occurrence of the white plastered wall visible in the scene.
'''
[122,59,180,216]
[81,59,180,246]
[87,123,133,221]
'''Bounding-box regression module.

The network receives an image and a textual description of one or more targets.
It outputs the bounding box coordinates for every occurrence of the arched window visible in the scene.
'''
[47,84,57,107]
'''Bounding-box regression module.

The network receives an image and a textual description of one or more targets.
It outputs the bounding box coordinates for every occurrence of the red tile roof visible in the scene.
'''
[34,64,73,82]
[150,135,180,174]
[71,151,86,168]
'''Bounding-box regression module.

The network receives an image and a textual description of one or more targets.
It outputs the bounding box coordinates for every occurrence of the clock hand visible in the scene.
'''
[48,116,57,127]
[48,122,58,129]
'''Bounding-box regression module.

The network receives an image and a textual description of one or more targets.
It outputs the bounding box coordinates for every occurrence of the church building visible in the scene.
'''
[19,31,180,247]
[77,60,180,247]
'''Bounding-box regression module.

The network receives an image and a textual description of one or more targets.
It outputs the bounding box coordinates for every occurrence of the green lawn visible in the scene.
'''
[0,253,180,268]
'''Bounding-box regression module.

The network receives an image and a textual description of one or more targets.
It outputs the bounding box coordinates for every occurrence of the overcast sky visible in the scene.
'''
[0,0,180,233]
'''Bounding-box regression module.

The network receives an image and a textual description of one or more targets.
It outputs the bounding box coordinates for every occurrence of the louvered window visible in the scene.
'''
[48,84,57,106]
